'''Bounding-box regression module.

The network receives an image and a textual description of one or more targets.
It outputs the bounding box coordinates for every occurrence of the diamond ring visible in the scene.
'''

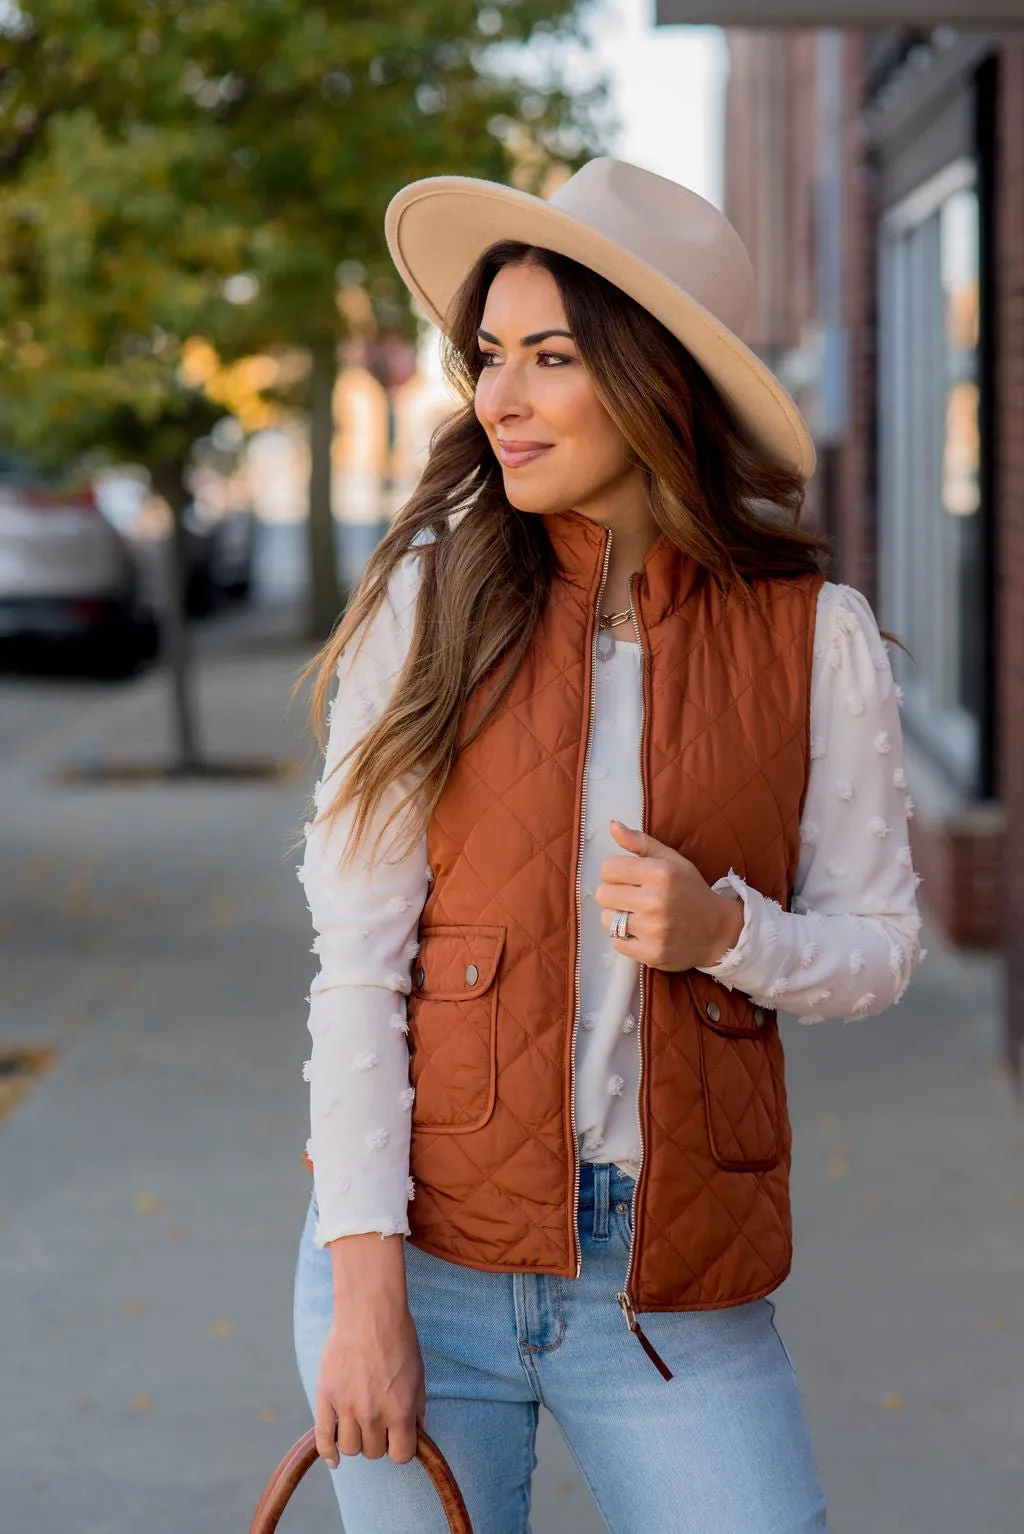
[610,910,631,941]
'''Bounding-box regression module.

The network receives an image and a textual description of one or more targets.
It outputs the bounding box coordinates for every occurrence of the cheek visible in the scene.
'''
[550,378,632,480]
[543,372,599,440]
[473,377,491,429]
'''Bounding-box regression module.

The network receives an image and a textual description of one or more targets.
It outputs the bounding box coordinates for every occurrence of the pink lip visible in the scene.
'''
[497,439,553,468]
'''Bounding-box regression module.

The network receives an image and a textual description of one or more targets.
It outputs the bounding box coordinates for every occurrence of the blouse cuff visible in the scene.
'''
[312,1211,411,1248]
[697,869,761,984]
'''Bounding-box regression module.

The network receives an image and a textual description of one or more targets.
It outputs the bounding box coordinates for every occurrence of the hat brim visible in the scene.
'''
[385,175,815,481]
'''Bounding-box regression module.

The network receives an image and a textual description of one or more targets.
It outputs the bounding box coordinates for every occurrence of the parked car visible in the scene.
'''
[180,499,254,616]
[0,456,159,678]
[95,469,255,619]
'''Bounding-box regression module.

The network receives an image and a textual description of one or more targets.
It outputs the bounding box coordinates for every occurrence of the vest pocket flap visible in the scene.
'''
[688,971,783,1172]
[411,925,505,1001]
[686,972,776,1037]
[408,924,504,1134]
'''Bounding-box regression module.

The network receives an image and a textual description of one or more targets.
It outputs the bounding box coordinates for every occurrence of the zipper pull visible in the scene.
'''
[617,1291,674,1381]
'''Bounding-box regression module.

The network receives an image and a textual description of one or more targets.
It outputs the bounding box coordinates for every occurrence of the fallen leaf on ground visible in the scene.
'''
[123,1300,143,1318]
[826,1155,850,1180]
[206,897,238,929]
[131,1395,153,1412]
[881,1394,904,1411]
[211,1319,234,1338]
[259,1409,278,1423]
[133,1191,167,1217]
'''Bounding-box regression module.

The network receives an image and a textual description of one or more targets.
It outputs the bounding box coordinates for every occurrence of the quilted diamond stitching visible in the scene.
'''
[408,548,820,1306]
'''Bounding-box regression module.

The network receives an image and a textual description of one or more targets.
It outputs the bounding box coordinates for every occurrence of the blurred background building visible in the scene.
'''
[655,6,1024,1068]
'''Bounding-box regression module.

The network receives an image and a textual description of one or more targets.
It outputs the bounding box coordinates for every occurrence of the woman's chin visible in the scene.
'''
[502,482,575,517]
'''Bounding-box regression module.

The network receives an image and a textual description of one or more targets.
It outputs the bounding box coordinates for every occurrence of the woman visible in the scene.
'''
[292,158,922,1533]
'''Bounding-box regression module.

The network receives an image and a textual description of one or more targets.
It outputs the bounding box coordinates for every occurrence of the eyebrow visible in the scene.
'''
[477,328,575,347]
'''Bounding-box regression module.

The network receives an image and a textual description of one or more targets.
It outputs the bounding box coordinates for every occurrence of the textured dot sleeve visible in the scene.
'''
[698,582,924,1023]
[300,549,430,1244]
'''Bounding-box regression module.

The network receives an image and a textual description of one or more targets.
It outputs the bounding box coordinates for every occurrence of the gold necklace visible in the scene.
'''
[598,607,632,630]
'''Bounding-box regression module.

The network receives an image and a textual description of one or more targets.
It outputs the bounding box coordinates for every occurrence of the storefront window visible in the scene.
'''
[878,160,985,794]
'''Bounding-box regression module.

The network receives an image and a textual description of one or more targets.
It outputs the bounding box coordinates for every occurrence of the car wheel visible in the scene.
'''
[90,615,161,679]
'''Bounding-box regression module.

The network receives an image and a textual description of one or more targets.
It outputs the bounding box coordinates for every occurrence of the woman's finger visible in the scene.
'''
[336,1410,364,1459]
[599,903,647,929]
[316,1398,342,1468]
[385,1417,419,1465]
[359,1416,388,1461]
[593,882,654,913]
[598,905,660,962]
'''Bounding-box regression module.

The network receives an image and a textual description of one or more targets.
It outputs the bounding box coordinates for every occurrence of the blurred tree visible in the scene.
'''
[0,0,608,768]
[178,0,607,636]
[0,100,246,769]
[0,0,609,620]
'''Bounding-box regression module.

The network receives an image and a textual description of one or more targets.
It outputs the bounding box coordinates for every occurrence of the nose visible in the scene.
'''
[477,356,531,428]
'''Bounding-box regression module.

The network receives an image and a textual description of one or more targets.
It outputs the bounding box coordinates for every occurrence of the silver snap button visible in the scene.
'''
[465,963,479,986]
[614,1202,629,1215]
[414,965,425,988]
[706,1000,721,1023]
[753,1007,766,1028]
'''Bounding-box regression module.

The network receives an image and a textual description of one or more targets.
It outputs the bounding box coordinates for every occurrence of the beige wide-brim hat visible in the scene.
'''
[384,156,815,481]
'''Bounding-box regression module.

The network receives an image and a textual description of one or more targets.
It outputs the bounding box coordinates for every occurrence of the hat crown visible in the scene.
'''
[383,155,814,477]
[548,158,754,337]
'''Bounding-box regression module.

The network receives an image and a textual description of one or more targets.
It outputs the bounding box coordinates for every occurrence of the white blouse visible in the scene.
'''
[299,551,924,1247]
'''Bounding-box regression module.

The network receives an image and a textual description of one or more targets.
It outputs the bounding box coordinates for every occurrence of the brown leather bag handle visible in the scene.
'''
[249,1425,473,1533]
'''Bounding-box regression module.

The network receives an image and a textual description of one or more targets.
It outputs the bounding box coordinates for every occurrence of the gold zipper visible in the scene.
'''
[569,525,614,1280]
[614,571,674,1383]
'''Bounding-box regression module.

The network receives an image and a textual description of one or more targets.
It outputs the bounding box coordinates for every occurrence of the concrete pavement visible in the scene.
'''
[1,595,1021,1533]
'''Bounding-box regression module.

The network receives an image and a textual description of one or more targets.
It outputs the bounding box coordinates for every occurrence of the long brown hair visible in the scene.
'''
[292,240,830,865]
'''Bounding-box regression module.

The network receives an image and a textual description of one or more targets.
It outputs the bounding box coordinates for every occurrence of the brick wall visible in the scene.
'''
[834,37,1009,959]
[834,32,879,605]
[995,39,1024,1070]
[722,30,1012,967]
[907,787,1004,949]
[918,824,1003,949]
[723,29,831,532]
[723,29,821,358]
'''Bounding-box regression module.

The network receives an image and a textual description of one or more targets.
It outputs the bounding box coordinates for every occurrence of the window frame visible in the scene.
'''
[877,155,989,796]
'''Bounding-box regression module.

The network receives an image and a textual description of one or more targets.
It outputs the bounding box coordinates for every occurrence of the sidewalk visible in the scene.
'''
[1,603,1021,1533]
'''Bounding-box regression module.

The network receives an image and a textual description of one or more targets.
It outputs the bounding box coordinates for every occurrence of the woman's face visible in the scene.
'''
[473,262,641,520]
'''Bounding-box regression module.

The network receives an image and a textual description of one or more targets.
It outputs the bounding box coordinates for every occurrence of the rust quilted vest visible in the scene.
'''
[406,508,823,1324]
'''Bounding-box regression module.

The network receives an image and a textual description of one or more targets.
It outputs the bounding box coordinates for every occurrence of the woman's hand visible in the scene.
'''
[316,1233,426,1469]
[594,820,745,971]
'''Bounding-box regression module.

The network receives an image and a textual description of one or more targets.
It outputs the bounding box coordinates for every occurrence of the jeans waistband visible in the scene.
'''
[577,1161,636,1242]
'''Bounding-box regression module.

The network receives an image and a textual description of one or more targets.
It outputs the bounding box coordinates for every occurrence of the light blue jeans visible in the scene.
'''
[293,1162,829,1532]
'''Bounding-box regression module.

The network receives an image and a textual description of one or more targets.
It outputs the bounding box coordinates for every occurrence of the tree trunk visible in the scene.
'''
[306,338,343,641]
[154,467,204,773]
[382,384,397,520]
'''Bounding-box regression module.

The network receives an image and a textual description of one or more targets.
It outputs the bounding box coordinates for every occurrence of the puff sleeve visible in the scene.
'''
[299,549,431,1245]
[697,582,924,1023]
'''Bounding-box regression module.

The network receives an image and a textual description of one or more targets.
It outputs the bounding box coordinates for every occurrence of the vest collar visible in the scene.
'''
[541,508,705,627]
